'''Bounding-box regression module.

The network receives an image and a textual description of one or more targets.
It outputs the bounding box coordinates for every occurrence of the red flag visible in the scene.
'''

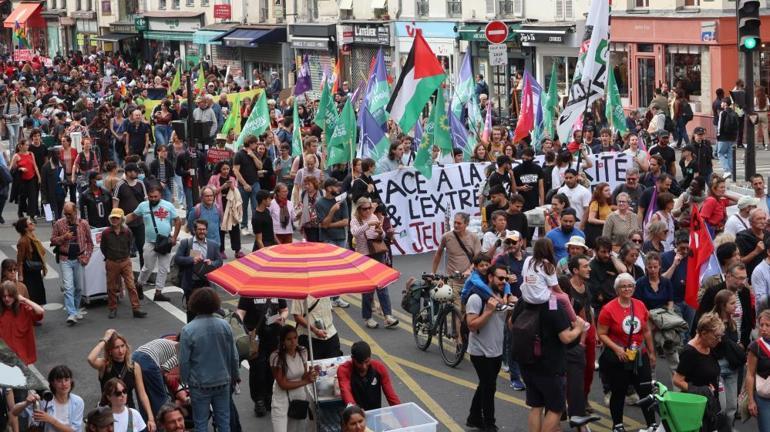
[513,73,534,143]
[686,204,715,309]
[331,59,341,93]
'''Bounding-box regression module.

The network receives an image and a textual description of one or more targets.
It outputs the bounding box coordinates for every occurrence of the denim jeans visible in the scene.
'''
[154,124,172,147]
[173,175,185,207]
[674,118,690,147]
[676,301,696,338]
[131,351,170,418]
[717,140,734,175]
[502,326,522,380]
[756,392,770,432]
[718,358,738,425]
[7,123,19,155]
[160,184,173,203]
[60,259,84,317]
[239,181,260,229]
[189,385,231,432]
[362,287,393,319]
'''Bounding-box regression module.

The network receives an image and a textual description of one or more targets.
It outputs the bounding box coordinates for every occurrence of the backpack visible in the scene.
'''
[216,308,251,361]
[509,302,544,365]
[681,102,694,123]
[664,115,675,133]
[189,203,223,231]
[721,110,740,136]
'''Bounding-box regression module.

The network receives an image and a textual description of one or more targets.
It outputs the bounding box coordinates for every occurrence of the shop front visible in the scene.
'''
[4,2,48,59]
[289,23,337,100]
[214,25,288,86]
[459,21,528,116]
[610,16,741,136]
[339,21,393,91]
[395,21,458,92]
[515,22,580,106]
[72,11,98,54]
[140,12,204,66]
[192,22,237,70]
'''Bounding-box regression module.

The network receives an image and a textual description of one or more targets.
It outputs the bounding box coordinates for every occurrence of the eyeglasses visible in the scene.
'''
[360,206,372,211]
[113,389,128,396]
[617,200,629,204]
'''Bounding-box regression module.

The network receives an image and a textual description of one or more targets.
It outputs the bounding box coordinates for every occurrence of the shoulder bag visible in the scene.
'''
[286,349,313,420]
[150,203,173,254]
[755,338,770,398]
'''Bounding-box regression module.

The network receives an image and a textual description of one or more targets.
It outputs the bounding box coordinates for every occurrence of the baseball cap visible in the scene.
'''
[109,208,125,220]
[656,130,670,138]
[738,196,760,210]
[693,126,706,135]
[504,230,521,242]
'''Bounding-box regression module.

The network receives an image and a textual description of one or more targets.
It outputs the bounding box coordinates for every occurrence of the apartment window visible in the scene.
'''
[635,0,648,8]
[309,0,318,19]
[259,0,268,21]
[498,0,513,15]
[447,0,461,16]
[101,0,111,14]
[58,0,66,9]
[172,0,180,9]
[416,0,429,16]
[186,0,193,7]
[201,0,208,6]
[666,45,701,96]
[684,0,699,6]
[555,0,573,19]
[159,0,166,8]
[48,0,55,9]
[610,44,629,98]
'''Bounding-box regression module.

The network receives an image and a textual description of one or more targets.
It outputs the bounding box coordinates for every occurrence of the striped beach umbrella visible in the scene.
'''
[207,242,400,300]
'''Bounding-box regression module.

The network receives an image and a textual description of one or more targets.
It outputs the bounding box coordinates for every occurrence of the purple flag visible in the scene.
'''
[448,99,468,152]
[294,54,312,96]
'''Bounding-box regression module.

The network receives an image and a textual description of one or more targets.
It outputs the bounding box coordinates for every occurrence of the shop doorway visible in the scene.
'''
[637,57,656,108]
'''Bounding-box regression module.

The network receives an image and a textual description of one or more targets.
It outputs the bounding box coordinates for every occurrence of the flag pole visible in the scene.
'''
[575,77,591,173]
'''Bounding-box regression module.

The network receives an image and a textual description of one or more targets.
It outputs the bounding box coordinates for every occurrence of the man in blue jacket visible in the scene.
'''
[175,218,223,322]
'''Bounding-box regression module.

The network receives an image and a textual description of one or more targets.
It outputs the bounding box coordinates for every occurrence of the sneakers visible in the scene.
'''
[241,227,250,236]
[66,315,77,325]
[75,312,84,320]
[332,298,350,308]
[501,363,510,373]
[510,377,526,391]
[108,309,117,319]
[133,309,148,318]
[154,292,171,302]
[384,316,399,328]
[220,251,228,260]
[465,419,484,429]
[612,424,626,432]
[365,318,379,329]
[235,251,245,259]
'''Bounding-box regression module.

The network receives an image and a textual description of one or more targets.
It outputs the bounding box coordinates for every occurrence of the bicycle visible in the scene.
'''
[410,272,468,367]
[633,381,708,432]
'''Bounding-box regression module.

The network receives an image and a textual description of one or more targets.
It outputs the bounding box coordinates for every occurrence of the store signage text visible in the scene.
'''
[353,24,390,45]
[519,32,564,44]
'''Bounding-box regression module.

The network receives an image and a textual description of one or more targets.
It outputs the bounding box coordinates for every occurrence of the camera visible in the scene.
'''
[41,391,53,402]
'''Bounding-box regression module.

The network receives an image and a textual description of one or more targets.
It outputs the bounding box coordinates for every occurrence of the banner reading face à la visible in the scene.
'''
[373,153,633,256]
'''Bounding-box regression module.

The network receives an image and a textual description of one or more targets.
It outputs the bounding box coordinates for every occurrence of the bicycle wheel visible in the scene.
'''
[412,301,432,351]
[438,305,467,367]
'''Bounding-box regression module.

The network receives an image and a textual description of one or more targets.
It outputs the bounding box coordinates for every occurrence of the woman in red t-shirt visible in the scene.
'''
[10,139,41,219]
[700,176,737,237]
[597,273,656,430]
[0,280,44,364]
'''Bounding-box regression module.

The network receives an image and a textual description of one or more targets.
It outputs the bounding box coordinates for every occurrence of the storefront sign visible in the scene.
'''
[59,16,75,26]
[701,21,716,42]
[148,17,201,32]
[340,24,353,44]
[395,21,457,39]
[488,43,507,66]
[518,31,566,44]
[291,37,328,50]
[134,17,148,31]
[213,4,231,19]
[353,24,390,45]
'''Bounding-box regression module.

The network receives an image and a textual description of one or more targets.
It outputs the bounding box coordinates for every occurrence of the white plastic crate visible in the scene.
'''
[365,402,438,432]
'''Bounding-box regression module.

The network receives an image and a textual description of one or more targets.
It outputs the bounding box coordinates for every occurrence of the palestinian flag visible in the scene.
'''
[386,30,446,133]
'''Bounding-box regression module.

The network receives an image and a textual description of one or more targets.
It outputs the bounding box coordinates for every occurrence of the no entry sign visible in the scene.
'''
[485,21,509,44]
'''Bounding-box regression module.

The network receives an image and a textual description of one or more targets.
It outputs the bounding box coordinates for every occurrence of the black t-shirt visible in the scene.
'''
[236,297,287,358]
[29,143,48,172]
[638,187,656,214]
[521,302,571,375]
[126,121,150,155]
[676,344,720,390]
[252,208,276,249]
[67,224,80,259]
[736,229,769,278]
[649,145,676,174]
[488,171,512,195]
[114,181,146,227]
[234,149,260,186]
[611,184,643,214]
[513,161,544,211]
[485,202,507,222]
[679,159,698,190]
[506,212,529,239]
[748,339,770,379]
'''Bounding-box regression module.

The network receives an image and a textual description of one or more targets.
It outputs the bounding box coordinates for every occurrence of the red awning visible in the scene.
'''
[4,3,45,29]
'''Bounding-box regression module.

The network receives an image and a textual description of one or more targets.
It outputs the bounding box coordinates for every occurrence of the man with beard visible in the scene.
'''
[316,178,349,248]
[638,173,673,227]
[751,174,770,214]
[545,208,585,262]
[513,148,544,211]
[611,168,643,214]
[113,163,148,270]
[557,169,591,222]
[661,230,694,330]
[587,236,623,311]
[484,185,509,229]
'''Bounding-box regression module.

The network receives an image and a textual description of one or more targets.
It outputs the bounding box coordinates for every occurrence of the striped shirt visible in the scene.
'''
[136,339,179,371]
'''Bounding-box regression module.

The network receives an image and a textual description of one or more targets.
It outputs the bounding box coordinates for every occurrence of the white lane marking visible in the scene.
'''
[143,288,251,370]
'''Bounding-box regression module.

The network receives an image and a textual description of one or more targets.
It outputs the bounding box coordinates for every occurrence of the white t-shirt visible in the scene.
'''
[520,256,559,304]
[53,400,69,427]
[724,213,751,237]
[558,184,592,219]
[113,407,146,432]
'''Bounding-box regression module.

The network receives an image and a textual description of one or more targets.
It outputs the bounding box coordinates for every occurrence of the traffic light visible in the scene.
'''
[738,0,760,51]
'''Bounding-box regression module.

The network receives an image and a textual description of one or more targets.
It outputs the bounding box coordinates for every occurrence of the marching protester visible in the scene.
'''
[50,202,93,325]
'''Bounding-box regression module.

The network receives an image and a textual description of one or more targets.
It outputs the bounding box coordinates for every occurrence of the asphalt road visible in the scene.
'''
[14,146,770,432]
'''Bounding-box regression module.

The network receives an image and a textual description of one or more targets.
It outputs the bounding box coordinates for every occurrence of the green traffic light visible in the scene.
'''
[745,37,758,49]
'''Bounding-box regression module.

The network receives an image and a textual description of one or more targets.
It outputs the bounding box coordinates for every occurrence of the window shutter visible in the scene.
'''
[486,0,495,14]
[565,0,574,18]
[514,0,523,16]
[555,0,564,19]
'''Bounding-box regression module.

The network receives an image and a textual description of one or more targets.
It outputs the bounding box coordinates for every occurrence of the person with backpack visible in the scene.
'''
[673,89,692,149]
[597,273,656,432]
[716,97,740,179]
[511,238,585,432]
[174,219,222,322]
[465,264,509,431]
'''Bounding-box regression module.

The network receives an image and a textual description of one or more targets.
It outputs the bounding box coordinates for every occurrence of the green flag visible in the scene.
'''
[327,99,356,166]
[413,119,433,179]
[430,87,452,155]
[195,64,206,95]
[292,97,303,156]
[314,78,338,145]
[168,68,181,96]
[235,92,269,150]
[542,62,560,141]
[606,71,628,135]
[221,95,241,136]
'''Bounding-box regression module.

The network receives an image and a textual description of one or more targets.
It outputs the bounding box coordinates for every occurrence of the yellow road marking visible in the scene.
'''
[335,308,463,432]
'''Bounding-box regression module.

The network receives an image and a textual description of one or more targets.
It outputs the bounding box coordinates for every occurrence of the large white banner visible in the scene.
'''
[375,153,632,256]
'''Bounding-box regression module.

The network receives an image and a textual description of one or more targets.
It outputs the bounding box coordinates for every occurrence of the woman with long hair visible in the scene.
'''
[110,108,128,164]
[375,142,404,174]
[10,139,41,219]
[297,176,321,242]
[1,258,29,299]
[40,149,66,220]
[642,220,668,255]
[14,217,46,305]
[755,86,770,150]
[72,137,101,193]
[207,160,243,259]
[583,182,612,248]
[100,378,148,432]
[711,290,742,426]
[0,280,43,364]
[269,183,296,244]
[647,192,676,250]
[87,329,154,423]
[544,193,570,234]
[471,144,490,163]
[153,101,173,147]
[700,176,738,237]
[270,325,317,432]
[3,91,23,153]
[351,197,399,329]
[744,309,770,431]
[520,238,559,304]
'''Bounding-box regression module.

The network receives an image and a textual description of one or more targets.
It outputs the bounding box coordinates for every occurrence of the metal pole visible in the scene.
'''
[305,296,318,431]
[745,48,756,180]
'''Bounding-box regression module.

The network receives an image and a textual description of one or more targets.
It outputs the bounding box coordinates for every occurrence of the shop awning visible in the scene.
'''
[4,3,44,29]
[217,27,287,48]
[92,33,137,42]
[458,23,521,42]
[513,24,574,44]
[193,29,226,45]
[144,30,194,42]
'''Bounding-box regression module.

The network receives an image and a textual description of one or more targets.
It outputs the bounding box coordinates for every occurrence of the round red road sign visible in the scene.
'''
[485,21,509,44]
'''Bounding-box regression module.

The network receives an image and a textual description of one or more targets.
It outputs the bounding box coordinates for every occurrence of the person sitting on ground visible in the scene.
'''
[337,341,400,411]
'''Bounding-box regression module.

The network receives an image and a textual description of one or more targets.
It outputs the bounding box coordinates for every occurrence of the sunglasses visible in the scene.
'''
[494,275,508,281]
[113,389,128,396]
[632,239,643,244]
